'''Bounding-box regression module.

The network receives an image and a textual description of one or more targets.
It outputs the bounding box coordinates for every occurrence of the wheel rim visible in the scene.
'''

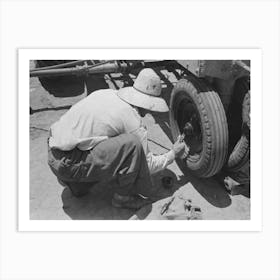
[173,91,203,159]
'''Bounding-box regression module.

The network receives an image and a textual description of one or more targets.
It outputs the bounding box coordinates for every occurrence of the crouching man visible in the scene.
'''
[48,68,186,209]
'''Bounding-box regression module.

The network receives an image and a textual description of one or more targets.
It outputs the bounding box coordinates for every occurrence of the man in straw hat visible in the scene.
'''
[48,68,186,209]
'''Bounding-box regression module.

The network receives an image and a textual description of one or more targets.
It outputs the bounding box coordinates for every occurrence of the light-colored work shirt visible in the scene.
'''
[49,89,175,174]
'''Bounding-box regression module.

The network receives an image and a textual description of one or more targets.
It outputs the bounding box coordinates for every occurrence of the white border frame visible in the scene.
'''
[19,49,262,232]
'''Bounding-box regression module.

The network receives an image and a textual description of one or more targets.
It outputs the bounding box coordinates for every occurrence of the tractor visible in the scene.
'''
[30,59,250,178]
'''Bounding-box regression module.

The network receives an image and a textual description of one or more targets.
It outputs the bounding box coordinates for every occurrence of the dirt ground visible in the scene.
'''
[30,62,250,220]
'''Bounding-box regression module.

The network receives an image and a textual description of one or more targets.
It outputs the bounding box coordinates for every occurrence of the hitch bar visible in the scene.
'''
[29,60,182,78]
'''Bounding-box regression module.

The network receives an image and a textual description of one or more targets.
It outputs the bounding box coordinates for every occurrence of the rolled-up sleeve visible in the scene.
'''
[131,126,175,174]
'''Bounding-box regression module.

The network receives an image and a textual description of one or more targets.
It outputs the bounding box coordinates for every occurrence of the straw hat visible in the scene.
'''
[117,68,169,112]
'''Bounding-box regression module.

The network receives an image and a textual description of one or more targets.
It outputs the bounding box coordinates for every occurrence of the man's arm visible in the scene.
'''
[146,149,175,174]
[131,126,184,174]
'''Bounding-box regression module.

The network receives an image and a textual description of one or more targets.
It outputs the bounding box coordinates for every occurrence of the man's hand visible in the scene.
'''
[172,136,189,159]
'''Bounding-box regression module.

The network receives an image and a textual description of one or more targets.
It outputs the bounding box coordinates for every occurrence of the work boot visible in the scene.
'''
[112,193,151,210]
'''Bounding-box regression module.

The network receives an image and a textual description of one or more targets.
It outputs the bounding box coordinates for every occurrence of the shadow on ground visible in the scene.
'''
[176,159,232,208]
[60,169,187,220]
[61,187,135,220]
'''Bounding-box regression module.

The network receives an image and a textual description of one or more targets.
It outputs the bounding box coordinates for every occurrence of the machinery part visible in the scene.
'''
[181,122,195,137]
[242,91,250,129]
[224,176,241,194]
[161,176,174,189]
[31,60,117,78]
[226,78,250,172]
[182,60,250,80]
[30,60,181,78]
[35,60,75,69]
[177,123,193,160]
[31,60,89,71]
[169,77,228,178]
[34,60,85,97]
[223,175,250,196]
[227,133,249,171]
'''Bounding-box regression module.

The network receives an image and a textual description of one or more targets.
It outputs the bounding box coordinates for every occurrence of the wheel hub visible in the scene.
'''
[177,98,203,155]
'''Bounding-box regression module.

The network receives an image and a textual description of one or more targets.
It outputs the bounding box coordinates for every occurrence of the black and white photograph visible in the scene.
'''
[2,0,280,279]
[29,58,251,221]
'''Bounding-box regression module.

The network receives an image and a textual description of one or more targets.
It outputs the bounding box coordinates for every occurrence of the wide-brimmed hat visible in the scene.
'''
[117,68,169,112]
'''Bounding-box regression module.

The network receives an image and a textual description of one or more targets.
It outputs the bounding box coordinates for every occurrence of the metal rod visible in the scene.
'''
[30,67,86,77]
[29,60,181,78]
[30,62,128,77]
[30,60,89,71]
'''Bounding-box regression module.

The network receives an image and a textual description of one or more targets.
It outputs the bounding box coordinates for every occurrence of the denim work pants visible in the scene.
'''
[48,134,153,196]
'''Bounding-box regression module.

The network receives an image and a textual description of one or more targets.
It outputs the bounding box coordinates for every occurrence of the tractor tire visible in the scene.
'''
[227,133,249,171]
[169,77,228,178]
[242,91,250,129]
[226,78,250,172]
